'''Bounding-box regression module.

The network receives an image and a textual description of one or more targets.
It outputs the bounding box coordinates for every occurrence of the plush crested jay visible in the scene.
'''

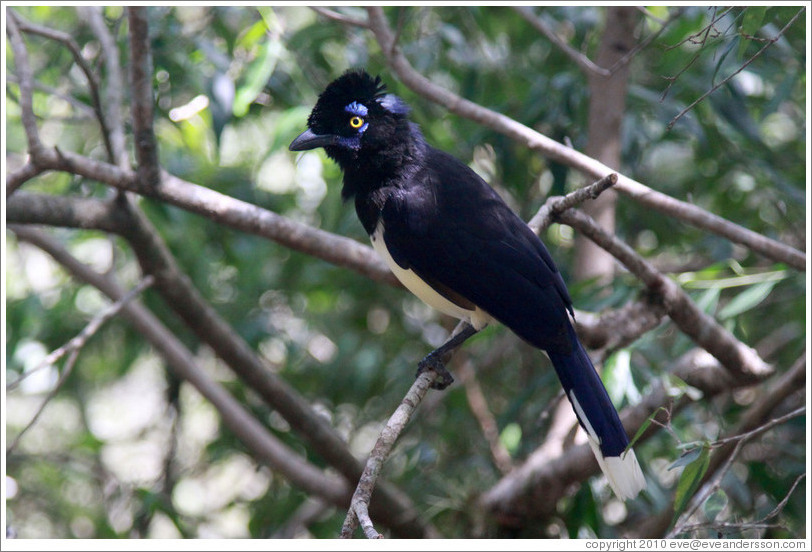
[289,69,645,500]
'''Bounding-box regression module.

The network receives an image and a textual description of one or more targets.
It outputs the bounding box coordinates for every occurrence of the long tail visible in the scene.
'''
[547,323,646,500]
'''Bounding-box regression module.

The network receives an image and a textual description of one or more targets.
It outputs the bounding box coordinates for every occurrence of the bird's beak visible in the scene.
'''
[289,128,339,151]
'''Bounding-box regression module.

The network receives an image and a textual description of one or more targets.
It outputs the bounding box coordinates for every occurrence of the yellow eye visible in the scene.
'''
[349,116,365,129]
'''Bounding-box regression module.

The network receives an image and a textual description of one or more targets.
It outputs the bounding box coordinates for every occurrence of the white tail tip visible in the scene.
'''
[568,391,646,500]
[588,439,647,500]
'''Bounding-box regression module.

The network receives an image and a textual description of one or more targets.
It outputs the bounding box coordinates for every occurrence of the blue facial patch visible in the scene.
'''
[344,101,368,117]
[337,135,363,150]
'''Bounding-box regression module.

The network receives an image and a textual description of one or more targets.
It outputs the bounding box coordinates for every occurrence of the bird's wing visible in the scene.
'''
[380,153,574,352]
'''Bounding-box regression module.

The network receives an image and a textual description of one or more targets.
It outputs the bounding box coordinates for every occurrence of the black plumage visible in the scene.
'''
[289,69,645,499]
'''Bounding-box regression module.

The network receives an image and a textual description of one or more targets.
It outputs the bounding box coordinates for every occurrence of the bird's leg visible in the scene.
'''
[417,323,478,390]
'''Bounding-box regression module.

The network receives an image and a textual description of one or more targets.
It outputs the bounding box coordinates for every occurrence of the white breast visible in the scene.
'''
[371,222,490,330]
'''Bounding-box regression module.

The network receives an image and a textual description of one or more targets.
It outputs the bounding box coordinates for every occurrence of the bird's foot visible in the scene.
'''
[417,351,454,390]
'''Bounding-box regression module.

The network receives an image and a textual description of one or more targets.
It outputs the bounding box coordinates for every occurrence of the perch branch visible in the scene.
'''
[341,371,437,538]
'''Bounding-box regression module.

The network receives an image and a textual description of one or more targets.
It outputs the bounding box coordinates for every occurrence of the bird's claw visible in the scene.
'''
[417,352,454,390]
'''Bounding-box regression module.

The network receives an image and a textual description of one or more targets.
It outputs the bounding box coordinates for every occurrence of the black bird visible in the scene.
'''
[290,69,645,500]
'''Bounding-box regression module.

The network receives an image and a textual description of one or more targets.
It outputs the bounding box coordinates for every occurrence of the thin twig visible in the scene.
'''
[633,353,805,538]
[6,73,97,117]
[458,361,514,475]
[709,405,806,449]
[310,6,369,28]
[7,276,155,453]
[676,473,805,537]
[13,12,115,161]
[6,12,42,153]
[513,7,610,77]
[667,7,805,130]
[606,7,686,75]
[668,406,806,537]
[528,172,617,233]
[82,6,129,169]
[659,7,732,103]
[677,472,805,536]
[340,371,437,538]
[7,275,155,392]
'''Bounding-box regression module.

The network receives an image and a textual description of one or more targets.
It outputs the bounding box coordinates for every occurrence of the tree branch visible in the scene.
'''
[667,7,805,130]
[636,353,806,538]
[12,11,115,161]
[6,274,154,454]
[82,6,129,169]
[556,208,773,382]
[512,7,610,77]
[574,295,667,358]
[480,339,785,525]
[5,162,45,197]
[17,146,398,286]
[364,6,805,272]
[341,371,437,538]
[527,172,617,233]
[127,7,160,185]
[311,6,369,29]
[7,225,355,508]
[6,11,42,154]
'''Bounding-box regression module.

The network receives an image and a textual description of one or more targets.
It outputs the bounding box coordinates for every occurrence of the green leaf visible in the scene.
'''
[672,445,711,525]
[718,280,778,320]
[233,38,283,117]
[626,406,669,451]
[499,422,522,456]
[703,489,728,522]
[739,7,769,59]
[669,446,703,470]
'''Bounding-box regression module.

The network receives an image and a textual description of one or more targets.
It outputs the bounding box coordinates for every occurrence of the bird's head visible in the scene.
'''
[289,70,413,171]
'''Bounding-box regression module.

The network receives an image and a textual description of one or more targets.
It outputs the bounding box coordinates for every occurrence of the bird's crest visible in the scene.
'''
[307,69,409,131]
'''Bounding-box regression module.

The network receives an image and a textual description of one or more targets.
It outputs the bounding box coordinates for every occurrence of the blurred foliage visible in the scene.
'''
[5,5,807,539]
